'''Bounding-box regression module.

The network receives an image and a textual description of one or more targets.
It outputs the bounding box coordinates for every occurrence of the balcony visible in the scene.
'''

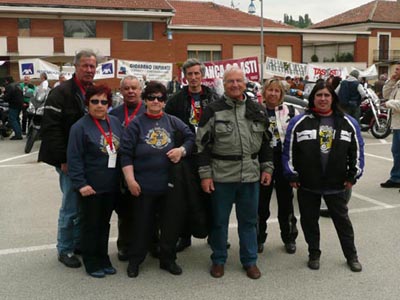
[373,50,400,62]
[64,38,110,57]
[18,37,54,56]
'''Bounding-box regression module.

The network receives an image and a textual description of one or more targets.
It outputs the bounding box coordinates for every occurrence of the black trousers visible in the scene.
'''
[115,189,134,254]
[297,188,358,260]
[80,192,115,273]
[129,192,185,266]
[258,152,298,245]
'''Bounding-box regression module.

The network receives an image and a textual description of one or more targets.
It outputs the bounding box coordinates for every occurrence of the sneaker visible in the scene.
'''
[58,253,81,268]
[103,266,117,275]
[10,136,23,140]
[380,180,400,188]
[347,258,362,272]
[88,270,105,278]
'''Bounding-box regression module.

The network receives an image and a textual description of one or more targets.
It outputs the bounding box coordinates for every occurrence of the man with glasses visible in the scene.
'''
[39,49,97,268]
[165,58,219,252]
[196,67,273,279]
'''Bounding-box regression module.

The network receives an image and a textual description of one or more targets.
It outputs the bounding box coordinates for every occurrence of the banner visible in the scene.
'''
[203,56,260,81]
[306,64,348,81]
[352,64,378,79]
[116,60,172,81]
[94,59,115,80]
[266,57,307,78]
[18,58,60,80]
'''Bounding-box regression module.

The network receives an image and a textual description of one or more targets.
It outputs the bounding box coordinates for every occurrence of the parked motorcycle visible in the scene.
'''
[359,87,392,139]
[0,98,12,139]
[24,88,49,153]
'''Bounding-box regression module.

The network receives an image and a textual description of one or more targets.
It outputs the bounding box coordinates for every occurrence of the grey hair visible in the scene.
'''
[182,58,206,77]
[223,66,246,83]
[73,49,98,66]
[120,75,140,88]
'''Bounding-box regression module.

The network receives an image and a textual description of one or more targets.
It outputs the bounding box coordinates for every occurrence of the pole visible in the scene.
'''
[260,0,264,84]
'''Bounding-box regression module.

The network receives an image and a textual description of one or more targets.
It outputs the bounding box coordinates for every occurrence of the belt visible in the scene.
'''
[211,153,258,161]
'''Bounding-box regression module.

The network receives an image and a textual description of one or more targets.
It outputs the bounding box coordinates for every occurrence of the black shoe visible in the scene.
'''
[73,248,82,256]
[347,258,362,272]
[118,251,129,261]
[127,263,139,278]
[103,266,117,275]
[320,209,330,218]
[176,237,192,252]
[160,261,183,275]
[10,136,22,140]
[88,270,105,278]
[58,253,81,268]
[284,242,296,254]
[257,243,264,253]
[307,254,320,270]
[380,180,400,188]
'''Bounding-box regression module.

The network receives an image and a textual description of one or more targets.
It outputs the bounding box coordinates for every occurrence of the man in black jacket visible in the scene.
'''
[39,50,97,268]
[3,76,23,140]
[165,58,219,251]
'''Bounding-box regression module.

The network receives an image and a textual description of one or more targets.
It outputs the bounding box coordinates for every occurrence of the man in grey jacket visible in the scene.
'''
[196,67,273,280]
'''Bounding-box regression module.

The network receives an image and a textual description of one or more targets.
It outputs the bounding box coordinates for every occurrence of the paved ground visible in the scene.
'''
[0,132,399,300]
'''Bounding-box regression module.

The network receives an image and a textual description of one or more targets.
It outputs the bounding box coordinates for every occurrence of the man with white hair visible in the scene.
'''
[196,67,273,279]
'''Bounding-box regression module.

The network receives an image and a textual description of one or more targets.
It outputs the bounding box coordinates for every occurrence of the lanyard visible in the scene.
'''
[124,101,142,126]
[92,116,114,151]
[73,76,87,97]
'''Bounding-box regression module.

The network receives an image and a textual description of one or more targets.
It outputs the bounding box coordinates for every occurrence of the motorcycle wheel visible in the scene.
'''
[371,117,392,139]
[24,128,39,153]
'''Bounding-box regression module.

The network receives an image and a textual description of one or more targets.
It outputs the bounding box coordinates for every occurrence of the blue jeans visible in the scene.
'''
[390,130,400,182]
[8,108,22,138]
[56,168,81,255]
[209,182,259,267]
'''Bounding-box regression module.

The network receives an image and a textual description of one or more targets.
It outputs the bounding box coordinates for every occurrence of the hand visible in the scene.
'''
[290,182,300,189]
[166,147,183,164]
[201,178,215,194]
[61,163,68,174]
[127,179,141,197]
[260,172,272,186]
[79,185,96,197]
[344,181,353,190]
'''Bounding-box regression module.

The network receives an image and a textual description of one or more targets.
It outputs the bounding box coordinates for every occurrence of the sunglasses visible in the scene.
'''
[90,99,108,106]
[147,95,166,102]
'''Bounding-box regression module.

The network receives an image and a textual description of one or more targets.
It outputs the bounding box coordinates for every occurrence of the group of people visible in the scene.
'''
[37,49,366,281]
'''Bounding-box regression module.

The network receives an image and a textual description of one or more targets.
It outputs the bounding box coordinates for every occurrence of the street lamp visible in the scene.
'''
[248,0,264,83]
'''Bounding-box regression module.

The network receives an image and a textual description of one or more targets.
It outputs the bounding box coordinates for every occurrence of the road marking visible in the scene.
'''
[0,164,39,168]
[0,151,38,164]
[364,152,393,162]
[1,204,399,257]
[352,192,394,208]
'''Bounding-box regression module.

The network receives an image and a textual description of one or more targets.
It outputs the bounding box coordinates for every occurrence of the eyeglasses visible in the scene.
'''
[147,95,166,102]
[90,99,109,106]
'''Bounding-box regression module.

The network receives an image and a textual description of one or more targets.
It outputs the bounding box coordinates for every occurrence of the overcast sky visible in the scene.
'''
[212,0,374,23]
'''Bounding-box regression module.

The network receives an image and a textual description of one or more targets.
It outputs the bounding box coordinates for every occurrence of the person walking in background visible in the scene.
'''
[381,64,400,188]
[257,79,298,254]
[109,75,146,261]
[67,84,123,278]
[54,73,67,88]
[167,75,181,98]
[39,49,97,269]
[19,75,36,135]
[196,67,273,279]
[283,81,364,272]
[3,76,24,140]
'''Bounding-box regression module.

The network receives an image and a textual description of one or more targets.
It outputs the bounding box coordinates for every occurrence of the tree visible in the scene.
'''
[283,13,313,28]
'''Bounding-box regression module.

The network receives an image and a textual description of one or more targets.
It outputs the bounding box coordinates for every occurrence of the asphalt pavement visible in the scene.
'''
[0,132,399,300]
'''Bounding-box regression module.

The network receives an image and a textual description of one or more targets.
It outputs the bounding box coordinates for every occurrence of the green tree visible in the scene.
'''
[283,13,313,28]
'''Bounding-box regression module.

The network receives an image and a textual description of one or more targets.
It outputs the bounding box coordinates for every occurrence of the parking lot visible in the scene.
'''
[0,132,399,300]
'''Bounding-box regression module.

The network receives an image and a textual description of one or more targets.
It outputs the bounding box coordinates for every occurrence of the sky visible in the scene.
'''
[212,0,376,23]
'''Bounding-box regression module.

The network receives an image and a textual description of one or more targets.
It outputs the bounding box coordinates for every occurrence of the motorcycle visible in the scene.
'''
[24,88,49,153]
[0,98,12,139]
[359,87,392,139]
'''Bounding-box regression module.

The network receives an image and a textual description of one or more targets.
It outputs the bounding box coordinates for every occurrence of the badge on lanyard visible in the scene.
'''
[92,116,117,169]
[106,144,117,168]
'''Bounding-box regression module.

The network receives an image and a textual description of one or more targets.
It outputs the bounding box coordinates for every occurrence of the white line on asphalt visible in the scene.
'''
[364,152,393,161]
[352,192,394,208]
[0,151,38,164]
[1,204,400,257]
[0,164,39,168]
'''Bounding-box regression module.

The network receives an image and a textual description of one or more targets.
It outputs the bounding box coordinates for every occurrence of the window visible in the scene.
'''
[18,18,30,36]
[64,20,96,38]
[188,50,221,62]
[123,22,153,40]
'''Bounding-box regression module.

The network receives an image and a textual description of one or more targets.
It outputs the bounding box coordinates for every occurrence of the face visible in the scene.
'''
[88,93,108,120]
[264,82,282,109]
[120,78,142,106]
[75,56,97,85]
[185,65,203,92]
[313,88,333,113]
[223,69,246,100]
[145,92,166,114]
[395,65,400,77]
[23,76,30,84]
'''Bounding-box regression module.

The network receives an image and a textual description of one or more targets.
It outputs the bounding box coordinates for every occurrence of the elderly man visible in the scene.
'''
[109,75,146,260]
[39,49,97,268]
[196,67,273,279]
[165,58,219,251]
